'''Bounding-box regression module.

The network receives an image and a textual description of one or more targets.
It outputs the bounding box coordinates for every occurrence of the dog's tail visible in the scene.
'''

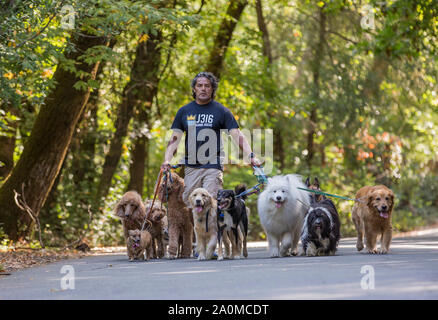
[235,183,247,200]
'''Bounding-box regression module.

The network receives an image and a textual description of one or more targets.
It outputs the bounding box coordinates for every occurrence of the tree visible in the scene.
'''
[206,0,248,78]
[0,31,110,240]
[95,29,164,203]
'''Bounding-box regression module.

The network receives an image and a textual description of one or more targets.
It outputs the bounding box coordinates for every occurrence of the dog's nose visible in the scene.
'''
[276,196,282,201]
[196,199,201,205]
[381,205,387,211]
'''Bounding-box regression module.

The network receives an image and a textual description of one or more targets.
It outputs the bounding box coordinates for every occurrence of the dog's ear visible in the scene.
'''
[305,177,310,187]
[115,203,125,218]
[367,194,374,208]
[176,179,185,201]
[144,219,153,231]
[388,191,395,212]
[133,201,146,219]
[314,177,320,189]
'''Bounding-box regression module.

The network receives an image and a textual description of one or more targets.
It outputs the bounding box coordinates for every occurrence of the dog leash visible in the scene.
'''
[235,183,263,198]
[142,168,164,231]
[235,165,268,199]
[296,187,365,203]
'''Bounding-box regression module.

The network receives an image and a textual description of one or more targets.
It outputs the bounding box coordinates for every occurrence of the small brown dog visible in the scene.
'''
[145,199,167,258]
[189,188,218,260]
[127,229,153,261]
[158,171,194,259]
[352,185,395,254]
[114,191,148,240]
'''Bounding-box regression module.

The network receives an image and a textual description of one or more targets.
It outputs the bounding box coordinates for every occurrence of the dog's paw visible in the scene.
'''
[232,255,241,260]
[218,255,224,261]
[356,242,364,251]
[367,248,378,254]
[379,248,388,254]
[269,247,280,258]
[166,253,177,260]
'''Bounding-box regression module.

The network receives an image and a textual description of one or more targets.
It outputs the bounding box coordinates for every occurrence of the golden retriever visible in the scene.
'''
[189,188,218,260]
[352,185,395,254]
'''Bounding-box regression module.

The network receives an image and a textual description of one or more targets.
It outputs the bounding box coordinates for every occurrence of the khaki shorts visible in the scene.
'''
[182,167,223,207]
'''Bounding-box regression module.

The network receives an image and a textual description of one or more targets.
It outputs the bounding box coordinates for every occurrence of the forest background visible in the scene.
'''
[0,0,437,248]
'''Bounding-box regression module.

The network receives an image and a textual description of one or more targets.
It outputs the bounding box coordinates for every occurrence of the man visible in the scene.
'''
[161,71,261,206]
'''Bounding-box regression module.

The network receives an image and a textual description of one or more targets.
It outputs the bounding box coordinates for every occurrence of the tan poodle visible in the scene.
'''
[145,199,167,258]
[158,171,193,259]
[114,191,148,240]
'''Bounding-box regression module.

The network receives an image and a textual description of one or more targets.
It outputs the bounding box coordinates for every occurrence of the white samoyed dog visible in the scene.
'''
[257,174,310,257]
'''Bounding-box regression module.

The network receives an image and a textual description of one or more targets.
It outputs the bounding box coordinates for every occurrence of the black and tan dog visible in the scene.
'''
[217,184,249,260]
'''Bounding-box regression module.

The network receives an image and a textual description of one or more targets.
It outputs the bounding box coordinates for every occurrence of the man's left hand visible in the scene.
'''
[250,154,262,167]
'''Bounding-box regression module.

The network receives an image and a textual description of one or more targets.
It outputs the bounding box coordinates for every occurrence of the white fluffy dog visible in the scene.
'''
[257,174,310,257]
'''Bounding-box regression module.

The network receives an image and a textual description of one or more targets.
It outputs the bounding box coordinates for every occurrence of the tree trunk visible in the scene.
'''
[0,32,109,240]
[127,109,149,193]
[0,104,18,180]
[255,0,285,171]
[255,0,272,65]
[95,30,162,203]
[206,0,248,78]
[306,7,326,170]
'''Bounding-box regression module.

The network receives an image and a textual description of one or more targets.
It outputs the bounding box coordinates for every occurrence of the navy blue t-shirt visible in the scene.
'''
[171,100,239,170]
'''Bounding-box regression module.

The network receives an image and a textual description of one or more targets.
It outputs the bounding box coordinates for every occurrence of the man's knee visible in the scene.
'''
[204,169,223,199]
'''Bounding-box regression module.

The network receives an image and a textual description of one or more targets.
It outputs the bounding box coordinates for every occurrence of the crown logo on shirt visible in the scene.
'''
[187,115,196,121]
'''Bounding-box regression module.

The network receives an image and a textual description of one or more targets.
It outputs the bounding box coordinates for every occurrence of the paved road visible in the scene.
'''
[1,231,438,300]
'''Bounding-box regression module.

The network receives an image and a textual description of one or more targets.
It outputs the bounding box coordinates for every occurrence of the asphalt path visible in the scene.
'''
[1,230,438,300]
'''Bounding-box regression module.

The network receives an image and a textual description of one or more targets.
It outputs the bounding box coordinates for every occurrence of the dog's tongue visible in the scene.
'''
[195,206,203,213]
[379,211,389,219]
[132,243,139,248]
[275,202,282,208]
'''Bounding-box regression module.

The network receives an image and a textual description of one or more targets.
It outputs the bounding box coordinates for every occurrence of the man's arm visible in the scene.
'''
[161,130,183,170]
[229,128,262,166]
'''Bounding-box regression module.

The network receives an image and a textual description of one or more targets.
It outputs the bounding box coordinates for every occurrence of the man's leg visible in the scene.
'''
[182,167,204,207]
[202,168,223,200]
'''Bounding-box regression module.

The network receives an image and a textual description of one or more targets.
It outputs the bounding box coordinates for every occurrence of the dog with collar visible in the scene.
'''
[189,188,218,260]
[217,184,249,260]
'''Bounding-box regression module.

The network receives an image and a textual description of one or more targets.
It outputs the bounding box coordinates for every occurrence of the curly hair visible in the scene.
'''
[191,72,218,99]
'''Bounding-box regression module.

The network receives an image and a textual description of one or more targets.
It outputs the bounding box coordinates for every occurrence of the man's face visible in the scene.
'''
[193,77,213,104]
